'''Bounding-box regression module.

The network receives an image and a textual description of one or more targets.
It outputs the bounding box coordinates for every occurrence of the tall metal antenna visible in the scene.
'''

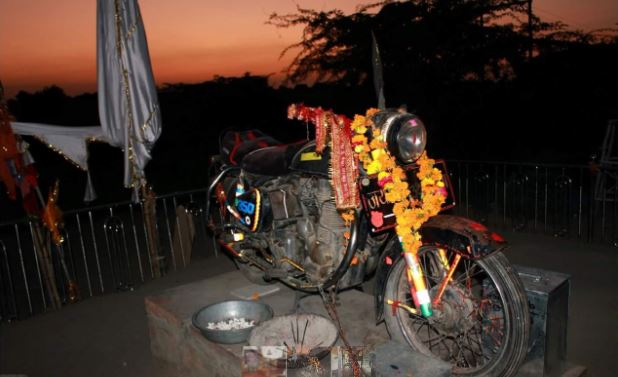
[527,0,533,60]
[371,31,386,110]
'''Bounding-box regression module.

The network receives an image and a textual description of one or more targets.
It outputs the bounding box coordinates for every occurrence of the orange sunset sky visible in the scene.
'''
[1,0,616,98]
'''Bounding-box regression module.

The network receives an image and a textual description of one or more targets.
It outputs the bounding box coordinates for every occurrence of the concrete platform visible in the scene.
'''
[3,231,611,377]
[145,269,586,377]
[145,270,390,376]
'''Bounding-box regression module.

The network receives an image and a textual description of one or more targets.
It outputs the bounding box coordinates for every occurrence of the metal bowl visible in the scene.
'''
[248,313,338,368]
[192,300,274,344]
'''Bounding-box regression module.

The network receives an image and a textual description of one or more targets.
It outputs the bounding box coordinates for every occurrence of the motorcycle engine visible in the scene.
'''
[230,174,349,283]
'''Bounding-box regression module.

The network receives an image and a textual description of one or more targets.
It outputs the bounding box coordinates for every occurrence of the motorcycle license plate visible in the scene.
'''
[359,159,455,233]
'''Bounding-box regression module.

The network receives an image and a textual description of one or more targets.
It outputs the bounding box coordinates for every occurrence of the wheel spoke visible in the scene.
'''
[422,253,435,287]
[475,331,492,361]
[426,320,432,351]
[453,265,484,285]
[422,332,449,344]
[413,317,429,331]
[439,336,456,359]
[454,337,466,367]
[464,331,484,367]
[389,247,523,374]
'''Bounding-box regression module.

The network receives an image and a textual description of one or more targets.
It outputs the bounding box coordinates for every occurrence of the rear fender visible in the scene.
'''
[373,214,506,323]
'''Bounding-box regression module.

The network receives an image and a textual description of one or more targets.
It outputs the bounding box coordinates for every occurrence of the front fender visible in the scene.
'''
[373,215,507,323]
[419,215,507,259]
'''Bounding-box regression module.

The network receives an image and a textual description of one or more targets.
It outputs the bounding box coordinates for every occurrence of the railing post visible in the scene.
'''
[75,213,93,297]
[88,211,105,293]
[14,224,32,315]
[503,163,507,229]
[544,167,549,233]
[534,166,539,231]
[173,196,187,268]
[162,198,177,271]
[129,204,145,283]
[0,240,17,321]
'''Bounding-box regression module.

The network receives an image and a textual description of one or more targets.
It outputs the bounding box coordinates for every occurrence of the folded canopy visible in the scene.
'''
[10,122,108,201]
[10,122,108,170]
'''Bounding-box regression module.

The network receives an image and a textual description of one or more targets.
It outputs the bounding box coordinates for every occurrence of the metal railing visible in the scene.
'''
[0,188,213,321]
[1,160,616,322]
[446,160,618,243]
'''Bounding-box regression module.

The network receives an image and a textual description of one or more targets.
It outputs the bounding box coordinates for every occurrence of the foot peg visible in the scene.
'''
[264,269,288,279]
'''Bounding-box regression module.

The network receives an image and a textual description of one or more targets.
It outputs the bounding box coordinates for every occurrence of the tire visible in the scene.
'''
[383,246,530,377]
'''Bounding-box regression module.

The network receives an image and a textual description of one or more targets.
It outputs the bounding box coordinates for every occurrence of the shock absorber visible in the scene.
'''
[403,248,432,317]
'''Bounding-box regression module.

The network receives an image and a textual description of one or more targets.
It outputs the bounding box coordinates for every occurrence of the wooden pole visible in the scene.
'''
[142,184,162,278]
[31,223,62,309]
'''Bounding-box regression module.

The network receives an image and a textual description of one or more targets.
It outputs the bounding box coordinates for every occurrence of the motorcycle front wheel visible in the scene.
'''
[383,246,529,377]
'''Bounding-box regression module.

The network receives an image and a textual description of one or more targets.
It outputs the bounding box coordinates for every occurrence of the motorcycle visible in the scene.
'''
[206,104,530,376]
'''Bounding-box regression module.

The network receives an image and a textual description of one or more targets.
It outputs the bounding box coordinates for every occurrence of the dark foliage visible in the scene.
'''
[268,0,617,160]
[0,0,616,221]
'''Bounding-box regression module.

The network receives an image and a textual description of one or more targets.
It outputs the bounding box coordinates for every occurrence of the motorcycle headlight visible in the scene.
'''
[378,112,427,164]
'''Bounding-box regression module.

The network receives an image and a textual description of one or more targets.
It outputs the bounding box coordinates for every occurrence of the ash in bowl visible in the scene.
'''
[192,300,273,344]
[207,317,256,330]
[248,313,338,368]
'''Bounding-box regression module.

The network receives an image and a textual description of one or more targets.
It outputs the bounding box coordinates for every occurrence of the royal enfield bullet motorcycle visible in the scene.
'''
[207,105,530,376]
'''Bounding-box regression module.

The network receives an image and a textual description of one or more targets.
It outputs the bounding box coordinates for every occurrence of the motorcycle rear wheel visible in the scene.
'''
[383,246,529,377]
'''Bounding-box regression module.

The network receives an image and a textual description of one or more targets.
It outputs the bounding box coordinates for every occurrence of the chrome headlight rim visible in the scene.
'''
[377,111,427,164]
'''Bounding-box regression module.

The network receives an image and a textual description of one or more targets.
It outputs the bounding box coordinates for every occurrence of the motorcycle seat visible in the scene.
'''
[219,129,280,166]
[242,141,306,176]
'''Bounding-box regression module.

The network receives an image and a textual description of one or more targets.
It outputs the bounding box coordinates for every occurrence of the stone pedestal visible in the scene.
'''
[145,270,389,377]
[145,269,586,377]
[370,341,451,377]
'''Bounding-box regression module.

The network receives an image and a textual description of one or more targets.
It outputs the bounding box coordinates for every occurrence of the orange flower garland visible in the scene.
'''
[350,109,447,254]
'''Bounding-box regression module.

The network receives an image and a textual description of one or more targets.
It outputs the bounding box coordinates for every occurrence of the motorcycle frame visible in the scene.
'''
[206,164,364,291]
[206,159,508,323]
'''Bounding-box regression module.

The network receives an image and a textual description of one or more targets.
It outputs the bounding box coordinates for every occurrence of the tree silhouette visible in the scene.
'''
[269,1,617,161]
[1,1,615,221]
[269,1,615,88]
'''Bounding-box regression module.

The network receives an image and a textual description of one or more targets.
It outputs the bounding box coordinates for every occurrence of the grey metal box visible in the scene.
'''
[514,265,571,377]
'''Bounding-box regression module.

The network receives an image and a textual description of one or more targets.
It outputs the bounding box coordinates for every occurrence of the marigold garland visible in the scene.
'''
[350,109,447,254]
[288,104,447,248]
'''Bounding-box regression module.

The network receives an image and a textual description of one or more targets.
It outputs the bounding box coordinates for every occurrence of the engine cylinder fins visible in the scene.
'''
[306,210,362,291]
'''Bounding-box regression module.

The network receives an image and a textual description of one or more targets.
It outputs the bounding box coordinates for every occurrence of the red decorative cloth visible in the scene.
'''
[0,98,40,214]
[330,115,360,209]
[0,104,22,200]
[287,104,360,210]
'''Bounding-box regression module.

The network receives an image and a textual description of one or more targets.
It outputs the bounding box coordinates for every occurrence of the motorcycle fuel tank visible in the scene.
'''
[289,141,330,177]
